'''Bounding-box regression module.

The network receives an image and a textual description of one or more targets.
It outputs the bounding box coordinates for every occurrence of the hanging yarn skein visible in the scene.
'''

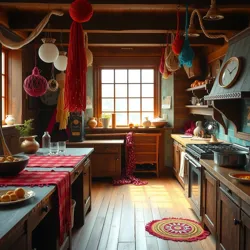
[172,5,184,55]
[179,4,195,68]
[64,0,93,112]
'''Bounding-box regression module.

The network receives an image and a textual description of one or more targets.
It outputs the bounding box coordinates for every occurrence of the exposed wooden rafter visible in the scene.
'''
[1,3,250,14]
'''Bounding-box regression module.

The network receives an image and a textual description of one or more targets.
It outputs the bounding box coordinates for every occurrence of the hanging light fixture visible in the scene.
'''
[38,38,59,63]
[54,51,68,71]
[203,0,224,21]
[185,9,228,42]
[53,32,68,71]
[187,11,200,37]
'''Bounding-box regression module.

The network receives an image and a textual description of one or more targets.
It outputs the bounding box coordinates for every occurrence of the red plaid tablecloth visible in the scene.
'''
[0,171,71,246]
[26,155,86,168]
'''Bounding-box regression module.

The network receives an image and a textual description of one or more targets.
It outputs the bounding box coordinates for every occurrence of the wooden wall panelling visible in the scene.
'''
[0,43,2,123]
[207,44,229,64]
[173,68,193,133]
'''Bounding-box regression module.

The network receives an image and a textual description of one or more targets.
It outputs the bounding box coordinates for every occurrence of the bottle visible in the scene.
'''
[42,131,51,154]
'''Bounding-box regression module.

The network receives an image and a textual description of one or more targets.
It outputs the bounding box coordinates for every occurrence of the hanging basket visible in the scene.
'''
[47,79,59,92]
[165,34,180,72]
[23,67,48,97]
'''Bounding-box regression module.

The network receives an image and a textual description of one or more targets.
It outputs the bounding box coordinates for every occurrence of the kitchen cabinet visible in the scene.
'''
[67,140,123,178]
[173,140,185,188]
[133,133,160,177]
[217,185,240,250]
[202,169,218,236]
[240,211,250,250]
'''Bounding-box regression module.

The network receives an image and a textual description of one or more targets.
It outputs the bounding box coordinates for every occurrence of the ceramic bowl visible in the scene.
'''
[151,121,167,128]
[0,155,29,176]
[229,173,250,184]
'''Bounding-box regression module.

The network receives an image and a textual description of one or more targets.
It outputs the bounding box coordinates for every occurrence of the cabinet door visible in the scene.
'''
[83,159,91,215]
[173,142,180,175]
[217,187,240,250]
[202,170,218,235]
[91,153,120,178]
[240,212,250,250]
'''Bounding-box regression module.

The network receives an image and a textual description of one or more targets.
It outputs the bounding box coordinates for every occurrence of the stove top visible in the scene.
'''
[186,143,249,160]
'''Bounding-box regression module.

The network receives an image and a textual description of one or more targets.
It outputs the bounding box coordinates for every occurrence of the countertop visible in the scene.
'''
[200,159,250,206]
[171,134,224,147]
[67,139,124,145]
[0,186,55,242]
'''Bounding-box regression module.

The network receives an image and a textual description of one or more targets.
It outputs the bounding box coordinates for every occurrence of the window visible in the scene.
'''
[1,50,7,122]
[100,68,156,126]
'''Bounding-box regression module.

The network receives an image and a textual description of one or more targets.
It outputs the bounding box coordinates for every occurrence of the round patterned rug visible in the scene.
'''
[145,218,210,242]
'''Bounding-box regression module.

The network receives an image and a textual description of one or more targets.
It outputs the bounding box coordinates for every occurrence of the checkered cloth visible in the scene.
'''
[0,171,71,246]
[26,155,86,168]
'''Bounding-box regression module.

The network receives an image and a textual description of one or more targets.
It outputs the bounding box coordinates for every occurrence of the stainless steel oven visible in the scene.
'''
[185,153,202,219]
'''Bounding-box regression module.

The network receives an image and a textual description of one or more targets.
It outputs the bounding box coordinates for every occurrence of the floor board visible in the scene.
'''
[72,176,216,250]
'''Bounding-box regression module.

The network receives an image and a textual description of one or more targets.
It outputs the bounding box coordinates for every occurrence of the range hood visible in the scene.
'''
[205,27,250,101]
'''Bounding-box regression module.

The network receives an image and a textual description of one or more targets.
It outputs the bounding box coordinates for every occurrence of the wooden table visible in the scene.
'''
[26,148,94,227]
[0,186,56,250]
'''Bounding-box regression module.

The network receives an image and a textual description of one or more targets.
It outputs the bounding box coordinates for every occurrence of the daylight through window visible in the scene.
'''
[101,69,155,126]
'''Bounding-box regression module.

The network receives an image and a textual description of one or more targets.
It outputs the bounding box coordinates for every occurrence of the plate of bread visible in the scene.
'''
[0,188,35,205]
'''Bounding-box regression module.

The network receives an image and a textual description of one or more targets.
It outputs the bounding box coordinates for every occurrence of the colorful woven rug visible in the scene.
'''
[145,218,210,242]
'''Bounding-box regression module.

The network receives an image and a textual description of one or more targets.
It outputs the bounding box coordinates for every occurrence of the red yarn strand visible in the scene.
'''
[64,22,87,111]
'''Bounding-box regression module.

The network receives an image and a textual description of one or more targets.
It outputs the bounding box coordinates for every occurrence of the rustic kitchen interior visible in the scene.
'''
[0,0,250,250]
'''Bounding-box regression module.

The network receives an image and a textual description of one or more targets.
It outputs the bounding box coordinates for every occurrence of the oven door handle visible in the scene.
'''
[185,154,201,168]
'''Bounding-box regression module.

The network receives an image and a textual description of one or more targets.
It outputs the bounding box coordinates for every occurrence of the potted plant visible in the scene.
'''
[101,113,111,128]
[16,119,40,154]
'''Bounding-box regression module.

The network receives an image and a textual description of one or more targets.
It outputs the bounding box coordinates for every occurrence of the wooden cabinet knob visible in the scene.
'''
[233,219,241,225]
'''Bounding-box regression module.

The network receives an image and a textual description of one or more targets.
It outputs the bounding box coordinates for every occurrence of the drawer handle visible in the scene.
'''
[83,172,87,176]
[116,158,119,161]
[227,189,232,196]
[42,206,49,213]
[233,219,241,225]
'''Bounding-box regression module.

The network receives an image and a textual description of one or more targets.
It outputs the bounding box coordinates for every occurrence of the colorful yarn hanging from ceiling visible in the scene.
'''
[64,0,93,112]
[178,4,195,68]
[172,5,184,55]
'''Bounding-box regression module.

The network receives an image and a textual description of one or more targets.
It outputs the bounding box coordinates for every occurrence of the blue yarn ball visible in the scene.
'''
[178,39,195,68]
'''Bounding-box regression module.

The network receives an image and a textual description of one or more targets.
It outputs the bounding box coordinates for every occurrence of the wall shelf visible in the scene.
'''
[186,83,212,92]
[185,105,213,116]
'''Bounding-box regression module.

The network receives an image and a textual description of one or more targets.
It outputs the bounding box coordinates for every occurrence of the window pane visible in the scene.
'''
[115,84,127,97]
[128,69,140,83]
[129,113,140,125]
[2,76,5,97]
[115,99,127,111]
[101,69,114,83]
[115,69,127,83]
[142,84,154,97]
[102,98,114,112]
[102,84,114,97]
[129,98,140,111]
[128,84,140,97]
[2,52,5,74]
[142,69,154,83]
[142,98,154,111]
[2,98,5,121]
[142,112,154,122]
[116,113,127,126]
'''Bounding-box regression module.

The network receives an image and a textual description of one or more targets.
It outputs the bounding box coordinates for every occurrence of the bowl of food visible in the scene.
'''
[228,173,250,184]
[0,155,29,176]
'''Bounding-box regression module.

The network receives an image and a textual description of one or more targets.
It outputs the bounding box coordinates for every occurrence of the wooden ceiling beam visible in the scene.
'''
[8,12,248,32]
[1,3,250,13]
[13,28,238,35]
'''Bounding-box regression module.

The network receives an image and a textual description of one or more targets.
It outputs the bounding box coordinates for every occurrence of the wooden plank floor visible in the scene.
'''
[72,176,216,250]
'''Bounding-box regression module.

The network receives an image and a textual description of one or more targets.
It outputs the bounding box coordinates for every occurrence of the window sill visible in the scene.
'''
[2,124,23,130]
